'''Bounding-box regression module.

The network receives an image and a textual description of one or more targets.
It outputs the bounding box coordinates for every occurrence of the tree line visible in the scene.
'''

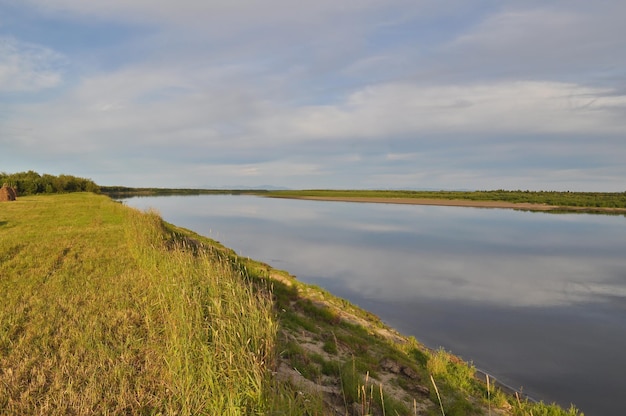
[0,171,100,196]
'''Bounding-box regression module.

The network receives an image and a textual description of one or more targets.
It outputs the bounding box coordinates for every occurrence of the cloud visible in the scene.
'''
[17,0,411,31]
[9,71,625,155]
[93,158,325,188]
[1,62,269,153]
[439,2,626,83]
[258,81,626,141]
[3,61,625,190]
[0,37,64,92]
[2,0,626,190]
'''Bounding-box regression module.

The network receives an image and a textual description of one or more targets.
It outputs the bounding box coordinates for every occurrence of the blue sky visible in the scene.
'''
[1,0,625,190]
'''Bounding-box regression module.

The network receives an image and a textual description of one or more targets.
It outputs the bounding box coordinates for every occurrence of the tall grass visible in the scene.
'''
[425,348,584,416]
[0,193,277,415]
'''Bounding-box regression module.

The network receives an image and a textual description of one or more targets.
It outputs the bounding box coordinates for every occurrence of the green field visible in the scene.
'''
[1,193,583,415]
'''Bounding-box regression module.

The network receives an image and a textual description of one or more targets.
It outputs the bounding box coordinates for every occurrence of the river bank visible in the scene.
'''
[98,187,626,214]
[1,193,584,415]
[125,193,626,414]
[267,195,626,214]
[123,194,595,415]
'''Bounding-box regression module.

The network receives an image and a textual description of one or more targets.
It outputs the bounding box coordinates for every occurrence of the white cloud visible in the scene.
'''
[95,158,325,188]
[1,62,271,154]
[442,2,626,81]
[4,69,625,184]
[385,153,416,161]
[18,0,410,30]
[0,37,64,92]
[258,81,626,141]
[3,0,626,190]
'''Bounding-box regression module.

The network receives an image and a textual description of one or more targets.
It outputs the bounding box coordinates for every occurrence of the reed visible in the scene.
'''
[487,374,491,416]
[430,374,446,416]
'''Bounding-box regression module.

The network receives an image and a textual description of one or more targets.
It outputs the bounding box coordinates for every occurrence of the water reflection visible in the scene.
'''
[124,195,626,415]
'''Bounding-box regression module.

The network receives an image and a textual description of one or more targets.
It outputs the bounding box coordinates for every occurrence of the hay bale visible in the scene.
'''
[0,184,17,201]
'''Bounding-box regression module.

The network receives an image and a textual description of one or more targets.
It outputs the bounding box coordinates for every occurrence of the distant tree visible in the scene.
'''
[0,171,100,195]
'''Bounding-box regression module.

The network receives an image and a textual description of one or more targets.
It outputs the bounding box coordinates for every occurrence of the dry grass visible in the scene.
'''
[0,193,276,415]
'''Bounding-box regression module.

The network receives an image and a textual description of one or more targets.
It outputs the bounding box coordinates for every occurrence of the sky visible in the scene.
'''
[1,0,625,191]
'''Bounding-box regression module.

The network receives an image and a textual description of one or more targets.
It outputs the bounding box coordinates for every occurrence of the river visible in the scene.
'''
[123,195,626,415]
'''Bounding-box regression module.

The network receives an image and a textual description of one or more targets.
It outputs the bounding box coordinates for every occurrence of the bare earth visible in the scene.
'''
[283,196,626,213]
[271,271,512,415]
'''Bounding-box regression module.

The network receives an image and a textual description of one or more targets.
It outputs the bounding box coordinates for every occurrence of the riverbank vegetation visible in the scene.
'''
[262,189,626,209]
[1,193,583,415]
[100,185,259,198]
[99,186,626,211]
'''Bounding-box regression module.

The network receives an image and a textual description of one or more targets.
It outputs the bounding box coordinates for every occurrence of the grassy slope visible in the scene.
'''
[0,193,276,415]
[1,194,583,415]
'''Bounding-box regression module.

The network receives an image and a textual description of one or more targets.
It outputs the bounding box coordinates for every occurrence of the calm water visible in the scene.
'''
[124,195,626,415]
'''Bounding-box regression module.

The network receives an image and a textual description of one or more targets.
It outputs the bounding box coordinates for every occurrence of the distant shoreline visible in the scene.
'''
[270,195,626,213]
[101,187,626,214]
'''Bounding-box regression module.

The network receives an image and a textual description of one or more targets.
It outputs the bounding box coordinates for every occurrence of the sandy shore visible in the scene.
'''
[277,196,626,213]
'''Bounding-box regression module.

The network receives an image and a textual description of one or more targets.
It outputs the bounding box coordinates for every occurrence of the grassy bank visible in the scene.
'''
[1,193,583,415]
[262,189,626,210]
[0,193,276,414]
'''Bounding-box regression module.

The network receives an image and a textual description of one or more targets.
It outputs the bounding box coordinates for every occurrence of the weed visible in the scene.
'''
[297,299,340,325]
[320,359,341,377]
[322,338,338,355]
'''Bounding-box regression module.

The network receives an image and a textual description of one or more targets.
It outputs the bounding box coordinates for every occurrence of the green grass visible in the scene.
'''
[425,348,583,416]
[0,193,276,415]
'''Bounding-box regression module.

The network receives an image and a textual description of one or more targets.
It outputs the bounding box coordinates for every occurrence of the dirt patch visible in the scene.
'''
[272,280,438,415]
[263,260,528,416]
